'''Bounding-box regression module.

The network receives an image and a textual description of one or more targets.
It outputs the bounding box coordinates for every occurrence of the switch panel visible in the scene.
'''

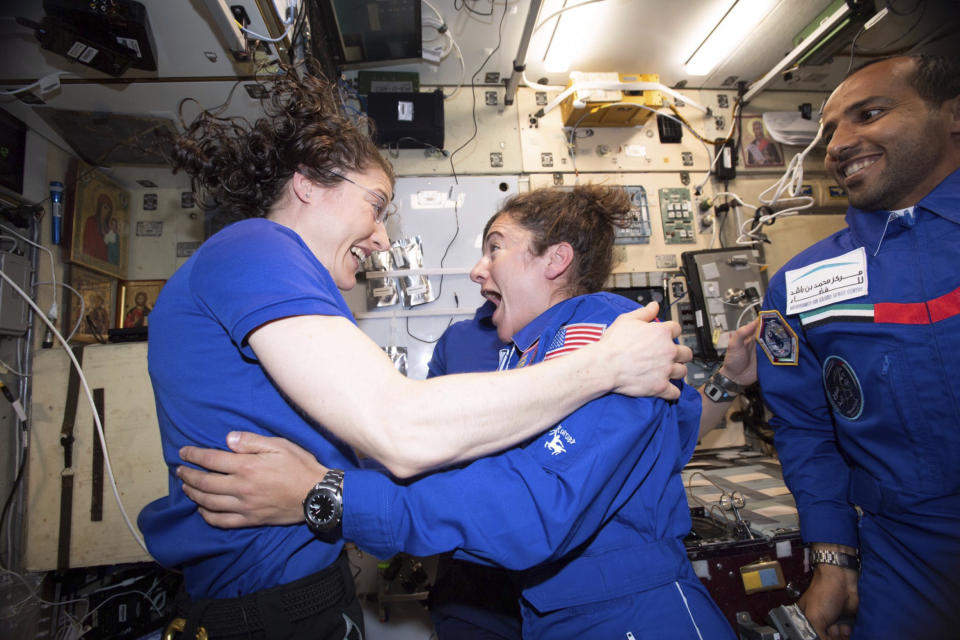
[658,187,695,244]
[615,185,652,244]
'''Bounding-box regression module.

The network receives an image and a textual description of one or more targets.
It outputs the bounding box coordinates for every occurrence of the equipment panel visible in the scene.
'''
[658,187,695,244]
[681,247,767,360]
[615,185,652,244]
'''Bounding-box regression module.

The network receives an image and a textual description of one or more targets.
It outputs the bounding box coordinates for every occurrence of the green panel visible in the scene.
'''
[357,71,420,95]
[793,0,847,46]
[658,188,695,245]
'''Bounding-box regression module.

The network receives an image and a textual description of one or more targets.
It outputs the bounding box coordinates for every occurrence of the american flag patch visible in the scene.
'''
[543,323,606,360]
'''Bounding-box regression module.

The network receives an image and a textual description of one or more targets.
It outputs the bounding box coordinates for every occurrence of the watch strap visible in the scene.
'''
[704,370,744,403]
[811,548,860,571]
[303,469,344,534]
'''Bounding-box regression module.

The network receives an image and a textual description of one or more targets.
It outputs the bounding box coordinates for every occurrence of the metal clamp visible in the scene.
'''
[163,618,208,640]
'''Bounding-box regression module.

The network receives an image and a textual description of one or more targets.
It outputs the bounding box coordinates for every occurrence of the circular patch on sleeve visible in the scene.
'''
[822,355,864,420]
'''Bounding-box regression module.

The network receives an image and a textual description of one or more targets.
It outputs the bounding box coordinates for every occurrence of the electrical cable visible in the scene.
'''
[0,269,148,554]
[33,282,86,343]
[422,0,466,100]
[736,300,762,329]
[735,121,824,245]
[447,0,509,181]
[405,188,462,344]
[1,224,59,324]
[695,98,741,196]
[234,0,299,43]
[0,432,26,569]
[0,71,66,98]
[454,0,494,16]
[565,103,713,180]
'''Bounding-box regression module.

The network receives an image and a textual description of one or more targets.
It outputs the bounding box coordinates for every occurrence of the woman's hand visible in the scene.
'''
[602,302,693,400]
[177,432,326,528]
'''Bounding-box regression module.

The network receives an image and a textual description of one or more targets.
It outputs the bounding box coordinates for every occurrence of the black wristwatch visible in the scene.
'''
[703,370,744,403]
[811,548,860,571]
[303,469,344,535]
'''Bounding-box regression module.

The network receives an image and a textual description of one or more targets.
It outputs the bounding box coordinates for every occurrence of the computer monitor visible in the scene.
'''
[307,0,422,72]
[0,109,27,195]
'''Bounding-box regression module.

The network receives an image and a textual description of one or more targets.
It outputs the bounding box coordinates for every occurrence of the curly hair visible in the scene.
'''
[486,185,632,296]
[166,63,394,219]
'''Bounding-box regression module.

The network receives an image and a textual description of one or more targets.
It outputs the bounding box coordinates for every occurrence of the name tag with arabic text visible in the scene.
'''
[785,247,868,315]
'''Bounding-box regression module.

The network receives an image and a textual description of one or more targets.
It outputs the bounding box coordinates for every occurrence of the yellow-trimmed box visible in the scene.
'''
[560,72,663,128]
[739,559,786,594]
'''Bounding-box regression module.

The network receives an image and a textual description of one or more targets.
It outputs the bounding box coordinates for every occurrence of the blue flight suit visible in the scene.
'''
[345,293,734,639]
[427,300,506,378]
[756,170,960,639]
[140,219,359,598]
[426,301,523,639]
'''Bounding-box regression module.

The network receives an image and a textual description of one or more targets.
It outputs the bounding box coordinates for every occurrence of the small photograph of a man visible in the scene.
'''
[743,116,784,167]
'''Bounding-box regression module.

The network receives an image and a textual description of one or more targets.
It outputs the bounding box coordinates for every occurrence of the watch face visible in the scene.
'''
[307,492,337,525]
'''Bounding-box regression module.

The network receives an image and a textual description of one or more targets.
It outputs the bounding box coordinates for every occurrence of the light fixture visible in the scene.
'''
[539,0,610,74]
[684,0,777,77]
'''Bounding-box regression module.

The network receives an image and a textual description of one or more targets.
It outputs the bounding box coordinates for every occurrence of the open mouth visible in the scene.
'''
[481,289,502,306]
[350,246,367,270]
[841,155,879,179]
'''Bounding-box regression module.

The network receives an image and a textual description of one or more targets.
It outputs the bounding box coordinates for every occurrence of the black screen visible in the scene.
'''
[309,0,422,71]
[0,109,27,195]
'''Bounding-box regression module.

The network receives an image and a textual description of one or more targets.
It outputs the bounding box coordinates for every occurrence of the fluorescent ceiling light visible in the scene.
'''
[685,0,777,76]
[540,0,608,74]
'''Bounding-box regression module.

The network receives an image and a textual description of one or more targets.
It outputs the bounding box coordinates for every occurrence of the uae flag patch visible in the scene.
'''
[543,323,606,360]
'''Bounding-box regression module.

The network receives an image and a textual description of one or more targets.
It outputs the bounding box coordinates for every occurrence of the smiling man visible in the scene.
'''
[755,54,960,640]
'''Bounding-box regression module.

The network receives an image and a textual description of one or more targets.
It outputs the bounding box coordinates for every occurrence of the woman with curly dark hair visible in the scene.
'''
[176,185,743,639]
[139,68,692,639]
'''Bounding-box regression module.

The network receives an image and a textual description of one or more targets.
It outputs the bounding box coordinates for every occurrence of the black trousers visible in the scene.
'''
[169,553,363,640]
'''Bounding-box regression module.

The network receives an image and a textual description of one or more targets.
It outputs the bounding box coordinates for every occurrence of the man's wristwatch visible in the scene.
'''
[303,469,344,535]
[703,370,745,403]
[811,548,860,571]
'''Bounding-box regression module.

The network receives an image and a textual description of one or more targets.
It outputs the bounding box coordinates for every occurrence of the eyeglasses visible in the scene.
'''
[329,171,397,224]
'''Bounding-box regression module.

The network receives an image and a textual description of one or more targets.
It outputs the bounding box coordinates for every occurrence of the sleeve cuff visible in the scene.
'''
[342,470,398,556]
[797,504,859,548]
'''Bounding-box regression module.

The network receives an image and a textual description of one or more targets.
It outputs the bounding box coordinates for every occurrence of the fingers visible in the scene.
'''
[180,479,245,514]
[177,463,243,496]
[650,318,679,340]
[670,362,688,380]
[735,319,760,343]
[226,431,284,454]
[656,381,681,401]
[637,301,659,321]
[180,445,245,475]
[675,344,693,364]
[196,506,255,529]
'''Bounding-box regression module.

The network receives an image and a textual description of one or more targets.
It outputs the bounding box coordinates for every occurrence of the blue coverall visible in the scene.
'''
[425,301,523,639]
[757,169,960,639]
[344,293,734,639]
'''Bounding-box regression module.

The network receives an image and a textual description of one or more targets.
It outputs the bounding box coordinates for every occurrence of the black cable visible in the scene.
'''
[0,430,26,570]
[405,315,453,344]
[448,0,508,183]
[845,24,868,77]
[403,192,462,344]
[454,0,495,16]
[852,0,928,55]
[884,0,923,16]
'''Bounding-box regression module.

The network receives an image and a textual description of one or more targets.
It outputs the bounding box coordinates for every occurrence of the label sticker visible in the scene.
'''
[785,247,867,315]
[397,101,414,122]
